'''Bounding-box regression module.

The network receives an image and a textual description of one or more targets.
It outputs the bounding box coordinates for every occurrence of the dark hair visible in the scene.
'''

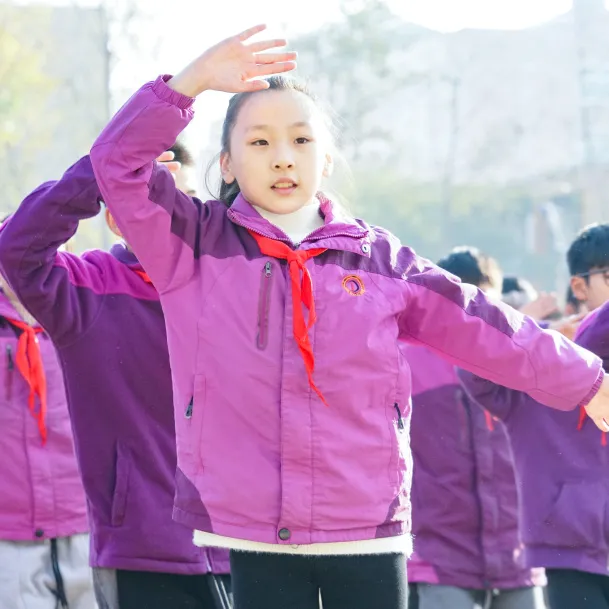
[502,275,537,296]
[566,285,579,307]
[205,75,335,206]
[567,223,609,277]
[169,140,194,167]
[503,276,521,294]
[437,246,502,290]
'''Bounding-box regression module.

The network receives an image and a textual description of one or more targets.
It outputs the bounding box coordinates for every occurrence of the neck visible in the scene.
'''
[253,202,325,243]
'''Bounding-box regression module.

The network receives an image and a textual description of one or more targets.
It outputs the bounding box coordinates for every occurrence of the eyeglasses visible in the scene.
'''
[578,267,609,283]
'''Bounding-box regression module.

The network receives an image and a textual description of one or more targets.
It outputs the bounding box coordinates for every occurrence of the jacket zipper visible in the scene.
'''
[257,262,273,350]
[185,397,193,419]
[459,389,490,587]
[6,344,13,400]
[394,403,405,430]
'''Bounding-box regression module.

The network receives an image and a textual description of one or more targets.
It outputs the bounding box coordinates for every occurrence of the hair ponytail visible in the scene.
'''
[219,179,241,206]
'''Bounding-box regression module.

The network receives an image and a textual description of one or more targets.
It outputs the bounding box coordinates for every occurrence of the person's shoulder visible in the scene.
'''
[577,302,609,349]
[361,221,433,277]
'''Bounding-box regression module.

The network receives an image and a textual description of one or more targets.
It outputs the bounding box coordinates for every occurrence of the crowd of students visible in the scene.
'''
[2,25,609,609]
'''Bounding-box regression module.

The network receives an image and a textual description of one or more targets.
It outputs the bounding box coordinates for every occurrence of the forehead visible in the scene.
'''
[235,89,324,131]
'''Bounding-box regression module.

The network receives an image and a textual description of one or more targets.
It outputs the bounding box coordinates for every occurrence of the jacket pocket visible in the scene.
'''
[532,481,606,549]
[4,343,13,402]
[111,443,131,527]
[184,374,206,472]
[256,261,273,350]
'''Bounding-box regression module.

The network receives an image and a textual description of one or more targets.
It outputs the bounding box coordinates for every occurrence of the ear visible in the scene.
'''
[220,152,235,184]
[323,152,334,178]
[570,275,588,302]
[105,208,123,239]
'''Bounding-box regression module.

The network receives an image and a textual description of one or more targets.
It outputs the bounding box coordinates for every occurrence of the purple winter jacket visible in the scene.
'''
[0,157,228,574]
[0,294,88,541]
[458,314,609,576]
[90,74,604,549]
[405,345,543,589]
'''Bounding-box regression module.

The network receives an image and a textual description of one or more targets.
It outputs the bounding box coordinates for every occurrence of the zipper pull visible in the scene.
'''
[6,345,13,371]
[264,261,272,277]
[394,403,404,430]
[185,397,193,419]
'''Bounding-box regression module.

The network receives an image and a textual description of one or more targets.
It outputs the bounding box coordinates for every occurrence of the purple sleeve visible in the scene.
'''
[398,255,603,411]
[0,156,105,345]
[90,75,206,294]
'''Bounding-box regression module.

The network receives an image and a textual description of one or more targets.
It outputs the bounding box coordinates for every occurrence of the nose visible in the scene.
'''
[272,144,295,170]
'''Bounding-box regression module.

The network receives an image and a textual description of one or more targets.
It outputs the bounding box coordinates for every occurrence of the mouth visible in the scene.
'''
[271,180,298,194]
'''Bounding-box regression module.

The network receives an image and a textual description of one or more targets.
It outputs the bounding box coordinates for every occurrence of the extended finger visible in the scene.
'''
[156,151,175,162]
[249,61,297,79]
[240,79,271,92]
[254,51,298,64]
[248,38,289,53]
[160,161,181,174]
[237,24,267,42]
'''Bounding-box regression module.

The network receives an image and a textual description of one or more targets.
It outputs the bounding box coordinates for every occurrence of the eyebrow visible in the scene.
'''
[246,121,312,132]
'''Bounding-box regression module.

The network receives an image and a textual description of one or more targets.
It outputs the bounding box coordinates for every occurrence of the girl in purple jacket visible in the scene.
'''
[90,25,609,609]
[0,271,93,609]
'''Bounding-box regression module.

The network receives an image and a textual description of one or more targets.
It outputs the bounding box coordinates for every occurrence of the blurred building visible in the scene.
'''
[366,3,602,190]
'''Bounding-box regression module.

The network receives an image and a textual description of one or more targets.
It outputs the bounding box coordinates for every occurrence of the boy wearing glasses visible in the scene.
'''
[569,224,609,312]
[457,223,609,609]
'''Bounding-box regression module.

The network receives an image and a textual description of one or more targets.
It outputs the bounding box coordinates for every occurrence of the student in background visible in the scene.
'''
[0,249,93,609]
[458,224,609,609]
[407,248,546,609]
[0,143,231,609]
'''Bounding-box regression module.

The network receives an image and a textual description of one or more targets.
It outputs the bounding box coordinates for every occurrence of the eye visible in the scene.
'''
[251,139,268,146]
[295,137,311,144]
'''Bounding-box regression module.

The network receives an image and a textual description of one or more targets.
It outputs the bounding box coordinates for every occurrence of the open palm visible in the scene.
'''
[169,25,297,97]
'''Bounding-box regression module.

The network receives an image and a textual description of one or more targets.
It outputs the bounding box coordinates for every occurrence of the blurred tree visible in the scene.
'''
[0,5,56,210]
[294,0,427,161]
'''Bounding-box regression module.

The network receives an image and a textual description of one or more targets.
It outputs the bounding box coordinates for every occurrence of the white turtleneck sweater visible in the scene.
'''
[252,202,325,243]
[193,202,411,556]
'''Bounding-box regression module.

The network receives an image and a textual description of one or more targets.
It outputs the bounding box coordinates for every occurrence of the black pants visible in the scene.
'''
[230,550,408,609]
[547,568,609,609]
[116,569,232,609]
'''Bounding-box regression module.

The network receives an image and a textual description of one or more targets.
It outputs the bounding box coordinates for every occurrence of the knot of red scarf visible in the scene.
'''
[5,318,47,444]
[249,231,328,406]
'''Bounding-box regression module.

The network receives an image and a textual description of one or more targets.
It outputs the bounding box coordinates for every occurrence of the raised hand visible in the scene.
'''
[548,312,586,341]
[156,151,181,179]
[168,25,297,98]
[520,292,559,321]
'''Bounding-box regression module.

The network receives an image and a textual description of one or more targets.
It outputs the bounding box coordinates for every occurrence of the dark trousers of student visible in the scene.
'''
[94,567,232,609]
[230,550,408,609]
[547,569,609,609]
